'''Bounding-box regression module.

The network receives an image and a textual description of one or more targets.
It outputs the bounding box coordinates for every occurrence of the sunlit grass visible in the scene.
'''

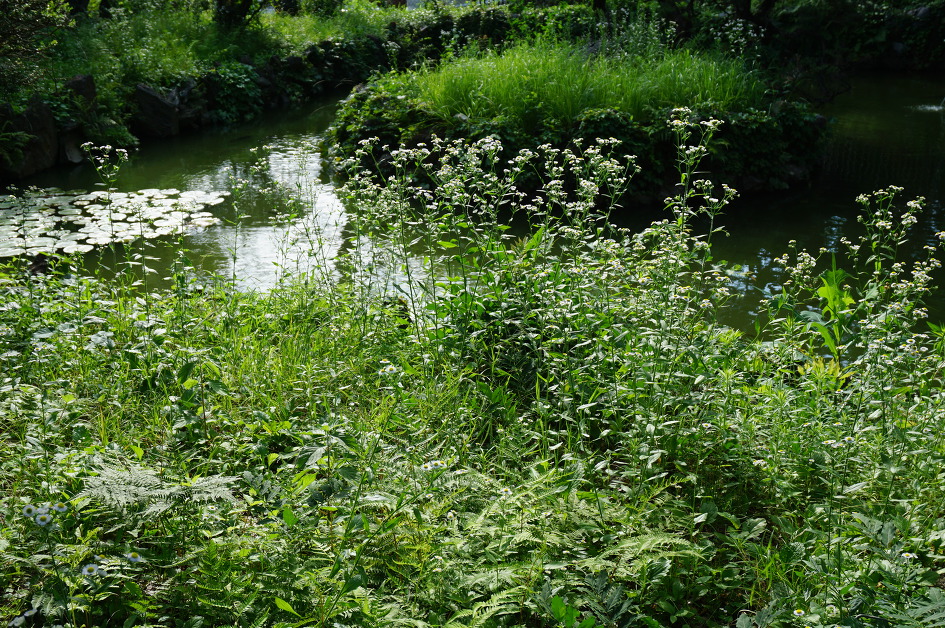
[396,40,766,128]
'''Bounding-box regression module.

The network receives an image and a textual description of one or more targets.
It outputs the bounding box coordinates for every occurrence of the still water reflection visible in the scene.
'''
[13,74,945,320]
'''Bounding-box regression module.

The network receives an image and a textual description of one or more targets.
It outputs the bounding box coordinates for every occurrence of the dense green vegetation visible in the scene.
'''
[398,43,764,124]
[327,33,822,198]
[4,114,945,627]
[2,0,943,179]
[3,1,945,627]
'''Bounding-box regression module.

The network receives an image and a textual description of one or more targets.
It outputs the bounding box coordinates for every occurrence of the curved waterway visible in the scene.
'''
[9,74,945,322]
[16,97,344,289]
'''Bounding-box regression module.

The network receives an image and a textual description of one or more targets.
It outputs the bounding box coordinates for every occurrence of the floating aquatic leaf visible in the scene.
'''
[0,246,27,258]
[24,237,59,248]
[61,243,94,254]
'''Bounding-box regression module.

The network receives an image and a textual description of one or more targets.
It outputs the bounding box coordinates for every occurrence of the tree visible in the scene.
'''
[213,0,262,27]
[0,0,69,99]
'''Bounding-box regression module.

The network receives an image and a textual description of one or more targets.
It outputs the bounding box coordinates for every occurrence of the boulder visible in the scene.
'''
[64,74,97,108]
[0,96,59,180]
[133,84,180,138]
[59,122,85,164]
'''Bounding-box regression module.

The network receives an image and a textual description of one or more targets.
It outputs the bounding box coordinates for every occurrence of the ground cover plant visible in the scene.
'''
[4,111,945,627]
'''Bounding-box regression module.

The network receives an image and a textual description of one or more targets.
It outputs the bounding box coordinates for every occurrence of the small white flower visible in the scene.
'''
[499,487,512,497]
[22,504,37,517]
[81,563,102,576]
[125,551,144,563]
[34,513,53,526]
[792,609,805,617]
[51,501,69,513]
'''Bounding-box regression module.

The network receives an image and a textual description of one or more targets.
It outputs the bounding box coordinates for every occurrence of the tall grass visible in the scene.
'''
[399,41,766,128]
[261,0,400,52]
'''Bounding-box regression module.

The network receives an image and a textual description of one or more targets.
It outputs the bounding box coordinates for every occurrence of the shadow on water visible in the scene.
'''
[708,72,945,326]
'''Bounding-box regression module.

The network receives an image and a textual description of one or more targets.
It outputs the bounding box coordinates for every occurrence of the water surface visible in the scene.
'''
[11,74,945,322]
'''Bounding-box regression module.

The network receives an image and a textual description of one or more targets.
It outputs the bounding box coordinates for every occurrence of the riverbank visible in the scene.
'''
[2,1,943,185]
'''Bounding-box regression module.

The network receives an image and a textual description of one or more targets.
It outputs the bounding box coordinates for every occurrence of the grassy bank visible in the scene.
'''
[404,42,766,127]
[4,116,945,627]
[328,37,821,199]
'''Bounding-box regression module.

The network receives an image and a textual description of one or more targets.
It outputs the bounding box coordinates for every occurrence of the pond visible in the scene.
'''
[10,97,344,289]
[7,73,945,322]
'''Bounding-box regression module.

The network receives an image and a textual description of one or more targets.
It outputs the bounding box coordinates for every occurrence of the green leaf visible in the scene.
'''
[177,361,197,385]
[274,597,301,617]
[282,506,298,527]
[550,596,566,620]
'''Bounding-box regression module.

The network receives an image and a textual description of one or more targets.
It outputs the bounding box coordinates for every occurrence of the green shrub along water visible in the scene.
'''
[4,113,945,627]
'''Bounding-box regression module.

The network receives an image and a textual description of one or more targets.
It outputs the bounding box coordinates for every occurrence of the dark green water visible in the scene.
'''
[713,73,945,323]
[14,74,945,318]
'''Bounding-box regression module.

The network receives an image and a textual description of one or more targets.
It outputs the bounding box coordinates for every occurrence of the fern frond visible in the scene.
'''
[443,586,527,628]
[77,462,238,515]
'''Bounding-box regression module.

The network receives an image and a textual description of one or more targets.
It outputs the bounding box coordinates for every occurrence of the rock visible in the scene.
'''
[285,55,306,74]
[132,84,180,138]
[907,7,931,20]
[253,73,274,89]
[59,125,85,164]
[175,78,204,132]
[64,74,97,107]
[0,96,59,179]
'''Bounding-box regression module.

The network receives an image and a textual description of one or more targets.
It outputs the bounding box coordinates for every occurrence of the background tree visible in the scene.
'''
[214,0,262,27]
[0,0,69,100]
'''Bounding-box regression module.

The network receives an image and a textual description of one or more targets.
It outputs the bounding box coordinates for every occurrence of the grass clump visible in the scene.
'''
[4,116,945,626]
[407,41,766,130]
